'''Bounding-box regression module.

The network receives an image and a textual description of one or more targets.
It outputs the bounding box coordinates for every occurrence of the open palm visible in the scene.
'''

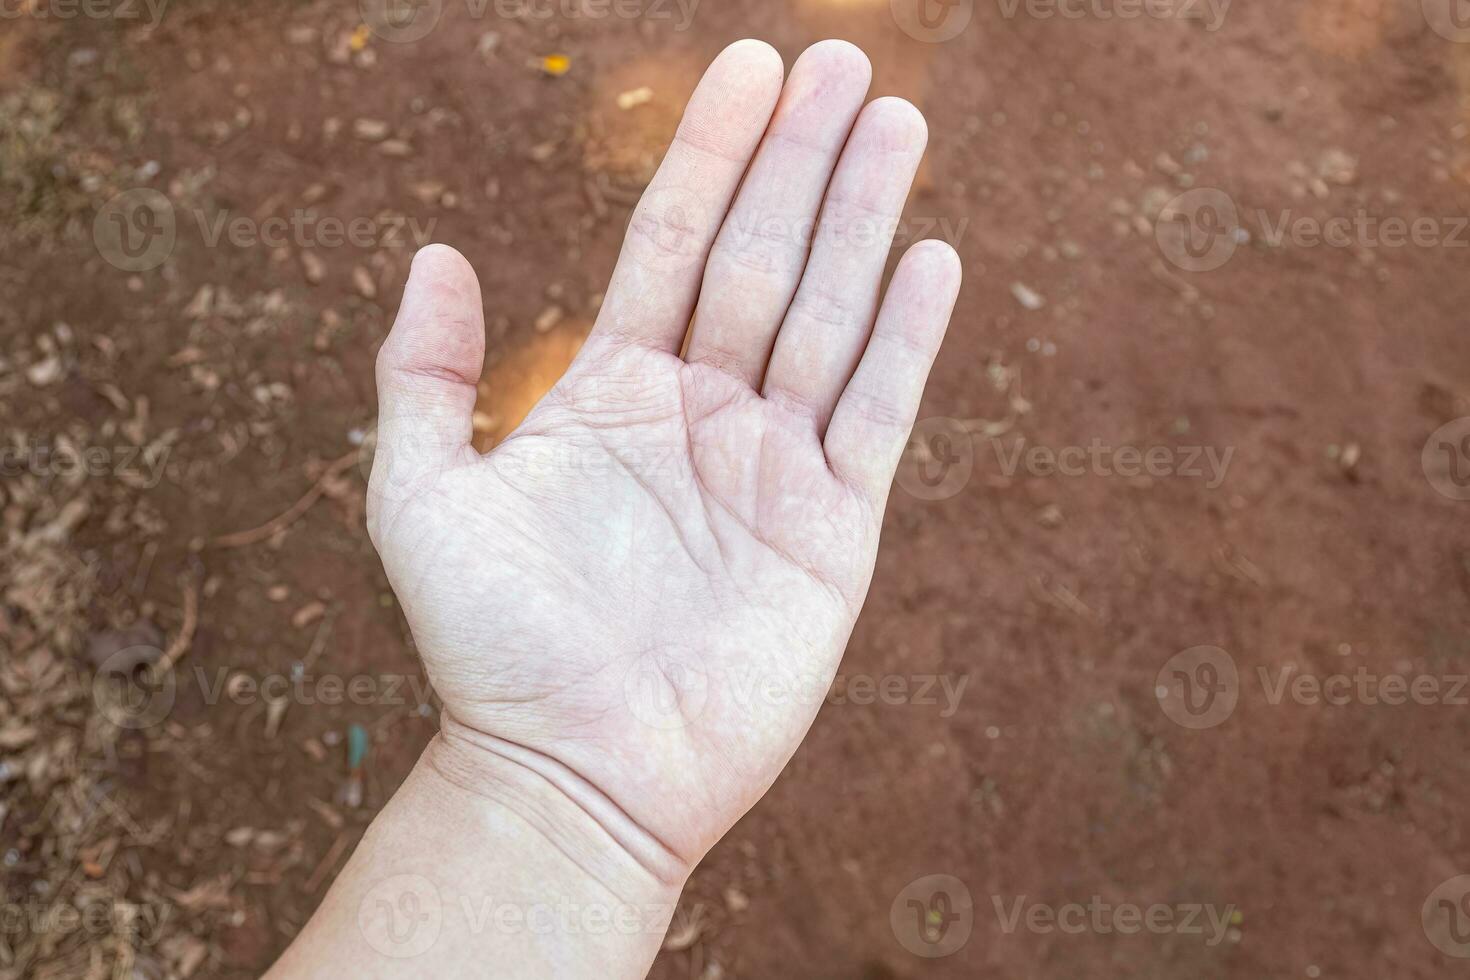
[366,39,961,880]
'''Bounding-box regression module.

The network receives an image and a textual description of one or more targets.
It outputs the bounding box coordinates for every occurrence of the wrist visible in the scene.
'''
[273,724,685,979]
[424,711,694,893]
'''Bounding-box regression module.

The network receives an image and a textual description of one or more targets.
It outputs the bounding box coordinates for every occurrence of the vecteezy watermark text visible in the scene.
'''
[195,209,437,251]
[0,0,168,24]
[993,0,1230,31]
[194,667,436,709]
[1156,646,1470,729]
[993,895,1236,946]
[94,189,436,273]
[355,874,676,959]
[1254,211,1470,251]
[1257,665,1469,708]
[623,663,972,731]
[1157,188,1470,273]
[359,0,700,44]
[728,668,970,717]
[1,442,169,488]
[990,437,1232,488]
[890,0,1226,43]
[93,654,438,730]
[0,898,172,946]
[897,419,1236,501]
[719,211,970,263]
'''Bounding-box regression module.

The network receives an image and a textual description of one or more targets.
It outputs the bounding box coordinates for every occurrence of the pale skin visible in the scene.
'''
[269,39,960,978]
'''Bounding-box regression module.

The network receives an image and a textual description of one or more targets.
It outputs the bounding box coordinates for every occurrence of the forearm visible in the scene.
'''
[268,727,687,979]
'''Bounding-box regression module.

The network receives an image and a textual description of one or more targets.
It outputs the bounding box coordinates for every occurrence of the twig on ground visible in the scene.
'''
[155,576,200,675]
[303,830,354,894]
[208,451,359,549]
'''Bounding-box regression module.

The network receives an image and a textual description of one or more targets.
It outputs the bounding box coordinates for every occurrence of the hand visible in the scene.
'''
[368,39,960,886]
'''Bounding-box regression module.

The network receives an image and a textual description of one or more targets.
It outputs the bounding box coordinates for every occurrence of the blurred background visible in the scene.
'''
[4,0,1470,976]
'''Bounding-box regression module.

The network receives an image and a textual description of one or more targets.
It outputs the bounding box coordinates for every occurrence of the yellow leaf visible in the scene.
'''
[350,25,372,52]
[540,54,571,76]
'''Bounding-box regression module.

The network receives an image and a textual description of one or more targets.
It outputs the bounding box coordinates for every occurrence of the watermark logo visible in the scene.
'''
[360,0,445,42]
[358,874,443,958]
[1424,875,1470,958]
[94,190,176,272]
[891,874,974,957]
[361,417,460,509]
[624,186,711,275]
[891,0,974,42]
[1423,418,1470,501]
[1423,0,1470,43]
[91,645,177,730]
[622,650,708,731]
[896,417,975,501]
[1155,646,1238,729]
[1156,188,1240,273]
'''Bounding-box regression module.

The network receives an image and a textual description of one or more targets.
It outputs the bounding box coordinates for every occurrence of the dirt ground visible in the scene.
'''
[4,0,1470,976]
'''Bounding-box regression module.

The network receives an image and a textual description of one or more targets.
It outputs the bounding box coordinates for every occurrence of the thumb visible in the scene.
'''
[368,244,486,528]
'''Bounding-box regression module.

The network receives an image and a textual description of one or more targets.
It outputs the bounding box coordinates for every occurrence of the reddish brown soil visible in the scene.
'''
[4,0,1470,977]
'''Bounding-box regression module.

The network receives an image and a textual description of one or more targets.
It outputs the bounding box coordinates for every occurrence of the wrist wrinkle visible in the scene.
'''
[428,712,692,892]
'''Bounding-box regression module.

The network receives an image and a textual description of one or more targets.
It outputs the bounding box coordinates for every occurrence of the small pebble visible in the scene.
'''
[1011,282,1045,311]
